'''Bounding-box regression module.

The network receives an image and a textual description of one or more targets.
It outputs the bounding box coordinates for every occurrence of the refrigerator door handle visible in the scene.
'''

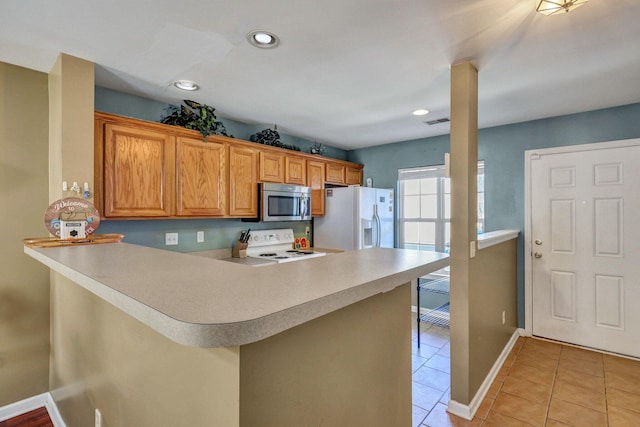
[373,204,381,247]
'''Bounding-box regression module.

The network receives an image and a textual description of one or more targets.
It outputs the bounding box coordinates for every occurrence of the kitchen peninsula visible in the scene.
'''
[25,243,448,427]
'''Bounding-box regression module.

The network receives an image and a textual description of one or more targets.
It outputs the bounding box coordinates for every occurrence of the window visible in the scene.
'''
[398,162,484,252]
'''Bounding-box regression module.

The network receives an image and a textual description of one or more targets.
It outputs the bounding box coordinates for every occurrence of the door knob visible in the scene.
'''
[534,252,543,258]
[535,239,542,245]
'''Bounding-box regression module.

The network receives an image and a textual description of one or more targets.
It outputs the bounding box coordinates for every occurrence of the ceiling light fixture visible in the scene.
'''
[247,30,280,49]
[412,109,430,116]
[173,80,200,91]
[535,0,589,16]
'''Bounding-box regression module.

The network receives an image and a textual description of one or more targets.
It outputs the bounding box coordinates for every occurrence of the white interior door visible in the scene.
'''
[531,145,640,357]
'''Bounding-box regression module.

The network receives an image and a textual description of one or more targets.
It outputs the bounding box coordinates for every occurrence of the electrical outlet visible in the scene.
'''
[165,232,179,245]
[502,311,506,325]
[197,230,205,243]
[95,409,102,427]
[305,226,310,235]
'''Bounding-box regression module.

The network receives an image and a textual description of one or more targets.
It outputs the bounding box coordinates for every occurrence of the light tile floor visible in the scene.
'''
[412,314,453,426]
[411,314,640,426]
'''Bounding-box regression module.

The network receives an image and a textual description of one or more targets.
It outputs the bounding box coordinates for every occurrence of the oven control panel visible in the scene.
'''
[247,229,295,247]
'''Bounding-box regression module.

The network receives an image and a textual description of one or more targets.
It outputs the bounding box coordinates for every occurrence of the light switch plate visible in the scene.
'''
[197,231,205,243]
[165,232,179,245]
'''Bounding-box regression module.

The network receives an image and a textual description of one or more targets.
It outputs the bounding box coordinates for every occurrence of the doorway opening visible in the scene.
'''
[398,162,484,332]
[399,162,484,424]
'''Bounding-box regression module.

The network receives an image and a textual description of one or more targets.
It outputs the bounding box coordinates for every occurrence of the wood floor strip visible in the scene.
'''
[0,407,54,427]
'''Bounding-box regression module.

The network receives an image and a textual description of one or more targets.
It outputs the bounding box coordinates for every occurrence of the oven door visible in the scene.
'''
[262,187,311,221]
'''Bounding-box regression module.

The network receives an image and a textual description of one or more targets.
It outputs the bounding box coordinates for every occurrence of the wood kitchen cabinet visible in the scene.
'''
[285,155,306,185]
[307,160,325,216]
[346,166,363,186]
[229,145,258,217]
[95,112,363,220]
[259,151,307,186]
[259,151,284,183]
[103,123,174,217]
[325,162,346,185]
[175,137,226,216]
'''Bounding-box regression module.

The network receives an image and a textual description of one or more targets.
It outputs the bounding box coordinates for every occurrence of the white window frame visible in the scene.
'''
[398,162,484,252]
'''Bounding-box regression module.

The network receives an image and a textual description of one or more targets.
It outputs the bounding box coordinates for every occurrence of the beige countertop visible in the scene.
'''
[24,243,449,348]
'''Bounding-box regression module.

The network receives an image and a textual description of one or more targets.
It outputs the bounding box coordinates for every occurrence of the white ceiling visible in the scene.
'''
[2,0,640,150]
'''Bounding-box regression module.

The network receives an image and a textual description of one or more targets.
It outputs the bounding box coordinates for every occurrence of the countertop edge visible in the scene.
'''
[477,229,520,250]
[25,245,214,347]
[25,244,449,348]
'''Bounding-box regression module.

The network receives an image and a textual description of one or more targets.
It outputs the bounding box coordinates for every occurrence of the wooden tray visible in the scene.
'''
[24,233,124,248]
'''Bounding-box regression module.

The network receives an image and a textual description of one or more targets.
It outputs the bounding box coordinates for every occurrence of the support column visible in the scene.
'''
[449,61,478,406]
[48,54,97,424]
[48,53,94,203]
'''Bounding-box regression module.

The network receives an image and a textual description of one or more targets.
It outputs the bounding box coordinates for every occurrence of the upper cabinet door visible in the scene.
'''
[285,156,307,185]
[325,162,346,185]
[259,151,285,183]
[104,124,174,217]
[229,146,258,217]
[175,137,226,216]
[307,160,325,216]
[346,166,363,185]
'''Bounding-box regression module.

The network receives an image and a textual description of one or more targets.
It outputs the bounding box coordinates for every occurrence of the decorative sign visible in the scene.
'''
[44,197,100,238]
[293,237,308,249]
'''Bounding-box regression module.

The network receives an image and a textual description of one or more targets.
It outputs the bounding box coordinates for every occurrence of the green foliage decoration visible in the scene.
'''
[160,100,233,140]
[250,125,300,152]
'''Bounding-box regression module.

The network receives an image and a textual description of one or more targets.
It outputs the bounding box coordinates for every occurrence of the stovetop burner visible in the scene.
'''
[273,256,289,259]
[286,250,314,255]
[259,253,277,257]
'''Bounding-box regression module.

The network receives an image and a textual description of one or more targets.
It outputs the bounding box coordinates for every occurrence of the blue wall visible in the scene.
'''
[94,87,348,252]
[348,103,640,327]
[95,87,349,161]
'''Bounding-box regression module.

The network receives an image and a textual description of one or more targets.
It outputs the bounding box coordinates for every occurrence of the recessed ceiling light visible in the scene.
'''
[247,30,280,49]
[173,80,199,91]
[412,109,430,116]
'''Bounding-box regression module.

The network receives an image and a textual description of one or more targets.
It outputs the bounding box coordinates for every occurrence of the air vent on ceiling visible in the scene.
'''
[425,117,450,125]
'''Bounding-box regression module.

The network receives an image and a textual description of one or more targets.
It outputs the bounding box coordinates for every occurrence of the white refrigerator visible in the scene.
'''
[314,186,394,251]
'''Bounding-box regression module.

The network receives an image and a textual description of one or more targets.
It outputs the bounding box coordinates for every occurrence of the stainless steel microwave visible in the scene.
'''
[260,183,312,221]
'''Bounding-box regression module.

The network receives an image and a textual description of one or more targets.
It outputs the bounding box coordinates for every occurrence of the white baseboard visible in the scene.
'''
[0,392,66,427]
[447,328,525,420]
[0,393,48,422]
[45,393,66,427]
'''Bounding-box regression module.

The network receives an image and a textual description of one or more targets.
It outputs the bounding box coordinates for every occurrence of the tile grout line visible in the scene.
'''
[552,344,613,426]
[544,343,561,427]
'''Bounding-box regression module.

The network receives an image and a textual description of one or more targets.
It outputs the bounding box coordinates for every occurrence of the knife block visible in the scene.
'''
[232,241,248,258]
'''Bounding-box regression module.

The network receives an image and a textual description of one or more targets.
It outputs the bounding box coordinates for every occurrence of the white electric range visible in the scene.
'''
[245,229,326,265]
